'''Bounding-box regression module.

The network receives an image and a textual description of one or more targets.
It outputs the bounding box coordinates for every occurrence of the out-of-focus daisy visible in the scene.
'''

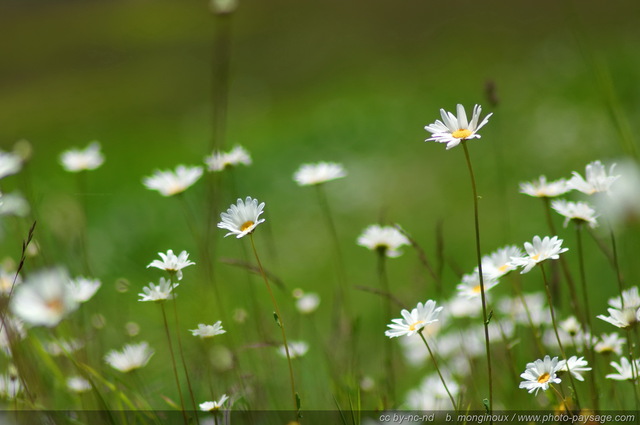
[557,356,591,381]
[594,160,640,226]
[142,165,203,197]
[424,104,492,150]
[205,145,251,172]
[60,142,104,172]
[295,292,320,314]
[455,271,499,299]
[67,277,101,303]
[0,267,21,296]
[559,316,581,337]
[0,192,30,217]
[385,300,442,338]
[190,321,226,338]
[10,268,78,327]
[199,394,229,411]
[0,151,22,180]
[45,338,84,357]
[608,286,640,310]
[519,176,570,198]
[509,236,568,274]
[0,374,22,400]
[606,357,640,381]
[0,317,25,355]
[406,374,460,410]
[481,245,523,280]
[597,307,638,329]
[147,250,195,281]
[498,293,551,326]
[104,342,154,373]
[67,376,92,393]
[357,225,410,258]
[567,160,620,195]
[138,278,178,302]
[551,200,598,228]
[595,333,625,356]
[278,341,309,359]
[519,355,562,395]
[446,295,485,318]
[217,197,265,238]
[293,162,346,186]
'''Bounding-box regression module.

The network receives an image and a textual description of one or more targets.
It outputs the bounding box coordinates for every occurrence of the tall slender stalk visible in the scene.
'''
[160,304,188,425]
[76,171,92,275]
[377,252,395,406]
[461,141,493,413]
[249,234,298,416]
[171,296,199,423]
[418,331,457,411]
[540,264,582,411]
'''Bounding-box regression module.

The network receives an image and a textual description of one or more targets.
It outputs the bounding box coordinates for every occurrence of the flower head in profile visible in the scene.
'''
[519,355,562,395]
[424,104,492,150]
[190,321,226,338]
[608,286,640,311]
[357,225,410,258]
[147,250,195,280]
[200,394,229,411]
[385,300,443,338]
[67,277,101,303]
[595,333,625,355]
[10,268,78,327]
[519,176,570,198]
[294,291,320,314]
[597,307,639,329]
[205,145,252,172]
[60,142,104,172]
[557,356,591,381]
[509,236,568,274]
[142,165,203,196]
[567,160,620,195]
[456,271,499,299]
[481,245,523,280]
[104,342,154,373]
[138,278,178,302]
[67,376,92,393]
[217,197,265,238]
[606,357,640,381]
[293,162,346,186]
[0,151,22,180]
[278,341,309,359]
[551,200,598,229]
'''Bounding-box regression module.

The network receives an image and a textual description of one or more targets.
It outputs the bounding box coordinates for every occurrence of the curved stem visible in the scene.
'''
[171,296,200,423]
[160,304,188,425]
[377,252,395,406]
[419,331,458,412]
[462,141,493,413]
[249,234,298,415]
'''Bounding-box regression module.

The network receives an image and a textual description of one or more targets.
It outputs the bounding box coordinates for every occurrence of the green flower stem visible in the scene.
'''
[249,234,298,415]
[418,331,458,412]
[512,275,545,357]
[461,141,493,413]
[76,171,92,275]
[160,303,189,425]
[171,294,200,423]
[377,251,396,407]
[540,263,582,411]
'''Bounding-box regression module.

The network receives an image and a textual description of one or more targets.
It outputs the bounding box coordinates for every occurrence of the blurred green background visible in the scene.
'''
[1,0,640,411]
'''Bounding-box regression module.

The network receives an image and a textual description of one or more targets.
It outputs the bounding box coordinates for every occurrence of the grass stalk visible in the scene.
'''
[160,304,189,425]
[418,331,458,412]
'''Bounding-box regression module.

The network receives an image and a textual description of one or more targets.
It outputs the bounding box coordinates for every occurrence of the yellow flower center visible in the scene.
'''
[537,372,551,384]
[531,254,540,261]
[472,285,482,294]
[498,264,509,273]
[46,298,64,314]
[408,320,425,331]
[240,221,255,232]
[452,129,472,139]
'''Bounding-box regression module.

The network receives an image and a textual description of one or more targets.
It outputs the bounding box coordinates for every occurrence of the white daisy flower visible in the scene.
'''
[357,225,410,258]
[0,267,21,296]
[594,160,640,227]
[597,307,639,329]
[10,268,78,327]
[481,245,523,280]
[608,286,640,310]
[519,355,562,395]
[606,357,640,381]
[0,192,30,217]
[217,197,266,238]
[509,236,568,274]
[67,277,101,303]
[406,373,459,410]
[551,199,598,228]
[147,249,195,280]
[190,321,226,338]
[498,293,551,326]
[595,333,625,356]
[278,341,309,359]
[446,295,485,318]
[199,394,229,411]
[205,145,252,172]
[0,317,25,354]
[67,376,92,393]
[45,338,84,356]
[59,142,104,172]
[424,104,492,150]
[455,271,499,299]
[385,300,443,338]
[557,356,591,381]
[559,316,582,337]
[0,151,22,180]
[142,165,203,196]
[0,374,22,400]
[519,176,570,198]
[138,278,178,302]
[567,160,620,195]
[295,292,320,314]
[293,162,346,186]
[104,342,154,373]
